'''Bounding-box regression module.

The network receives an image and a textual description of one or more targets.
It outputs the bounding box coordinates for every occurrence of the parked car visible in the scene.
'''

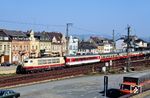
[1,62,11,67]
[0,90,20,98]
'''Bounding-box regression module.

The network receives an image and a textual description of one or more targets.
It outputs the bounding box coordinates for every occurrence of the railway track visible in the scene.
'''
[0,56,150,88]
[0,65,93,88]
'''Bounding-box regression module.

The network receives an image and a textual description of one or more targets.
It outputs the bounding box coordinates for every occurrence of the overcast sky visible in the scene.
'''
[0,0,149,38]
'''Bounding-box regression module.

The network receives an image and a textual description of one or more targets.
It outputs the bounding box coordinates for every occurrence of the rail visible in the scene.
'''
[0,55,150,89]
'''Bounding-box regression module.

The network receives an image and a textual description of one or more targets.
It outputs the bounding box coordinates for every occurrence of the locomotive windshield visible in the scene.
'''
[24,60,28,63]
[120,84,131,90]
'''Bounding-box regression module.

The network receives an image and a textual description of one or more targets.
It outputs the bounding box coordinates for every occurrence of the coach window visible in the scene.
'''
[48,59,52,63]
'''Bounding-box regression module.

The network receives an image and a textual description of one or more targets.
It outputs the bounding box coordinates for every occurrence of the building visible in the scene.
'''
[0,28,67,64]
[78,41,98,54]
[90,37,114,53]
[0,29,11,63]
[27,30,40,57]
[26,31,66,57]
[115,37,126,52]
[115,35,148,52]
[4,29,30,64]
[46,32,66,56]
[68,36,78,55]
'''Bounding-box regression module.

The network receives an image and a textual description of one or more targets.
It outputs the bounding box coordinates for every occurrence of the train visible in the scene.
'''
[16,50,150,74]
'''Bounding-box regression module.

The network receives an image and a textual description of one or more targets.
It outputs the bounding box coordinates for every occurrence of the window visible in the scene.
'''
[12,46,15,50]
[38,60,43,65]
[27,46,29,50]
[0,37,3,40]
[24,60,28,63]
[48,59,52,63]
[43,60,47,64]
[16,46,18,50]
[20,46,22,50]
[4,45,6,50]
[0,45,2,50]
[52,59,60,63]
[32,46,34,49]
[24,46,26,50]
[7,45,9,50]
[121,84,131,90]
[69,46,72,50]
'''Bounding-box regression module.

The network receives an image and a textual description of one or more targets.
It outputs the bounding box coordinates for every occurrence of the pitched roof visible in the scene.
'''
[134,38,147,43]
[79,41,97,49]
[90,36,113,45]
[1,29,27,37]
[0,29,8,37]
[45,32,63,41]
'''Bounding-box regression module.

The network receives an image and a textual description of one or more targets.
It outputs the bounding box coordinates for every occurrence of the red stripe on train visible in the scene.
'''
[23,63,65,70]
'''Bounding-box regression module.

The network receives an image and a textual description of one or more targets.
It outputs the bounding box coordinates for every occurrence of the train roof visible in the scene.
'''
[65,54,100,57]
[25,57,63,60]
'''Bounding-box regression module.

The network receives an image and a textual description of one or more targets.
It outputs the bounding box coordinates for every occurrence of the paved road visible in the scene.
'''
[9,70,150,98]
[10,72,139,98]
[144,95,150,98]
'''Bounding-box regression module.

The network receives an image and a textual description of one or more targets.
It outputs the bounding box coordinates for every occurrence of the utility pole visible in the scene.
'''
[126,25,131,72]
[112,29,115,52]
[66,23,73,55]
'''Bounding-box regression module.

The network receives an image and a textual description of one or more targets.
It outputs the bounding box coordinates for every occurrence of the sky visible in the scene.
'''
[0,0,150,39]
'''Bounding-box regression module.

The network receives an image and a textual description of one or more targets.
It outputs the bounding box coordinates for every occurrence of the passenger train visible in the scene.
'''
[16,50,150,74]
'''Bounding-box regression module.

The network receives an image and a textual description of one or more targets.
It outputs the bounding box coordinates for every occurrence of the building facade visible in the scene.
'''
[68,36,78,55]
[90,36,114,53]
[2,29,30,64]
[0,29,11,63]
[28,30,40,57]
[78,41,98,54]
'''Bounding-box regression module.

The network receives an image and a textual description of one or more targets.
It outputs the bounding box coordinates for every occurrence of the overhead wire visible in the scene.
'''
[0,19,65,27]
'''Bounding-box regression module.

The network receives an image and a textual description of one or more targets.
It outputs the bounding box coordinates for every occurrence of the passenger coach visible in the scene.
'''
[65,54,101,66]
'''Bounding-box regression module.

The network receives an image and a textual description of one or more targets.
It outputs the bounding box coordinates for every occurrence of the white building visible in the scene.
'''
[115,38,126,52]
[68,36,78,55]
[115,36,148,52]
[103,43,114,53]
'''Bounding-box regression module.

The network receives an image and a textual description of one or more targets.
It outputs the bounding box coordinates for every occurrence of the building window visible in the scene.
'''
[23,46,26,50]
[27,46,29,50]
[12,46,15,50]
[20,46,22,50]
[36,45,38,50]
[16,46,18,50]
[7,45,9,50]
[69,46,72,50]
[0,45,2,50]
[4,45,6,50]
[32,46,34,49]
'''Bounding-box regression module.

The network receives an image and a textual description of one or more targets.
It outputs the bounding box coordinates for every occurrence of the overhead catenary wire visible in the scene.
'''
[0,19,65,27]
[72,26,101,34]
[0,19,126,38]
[0,19,102,34]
